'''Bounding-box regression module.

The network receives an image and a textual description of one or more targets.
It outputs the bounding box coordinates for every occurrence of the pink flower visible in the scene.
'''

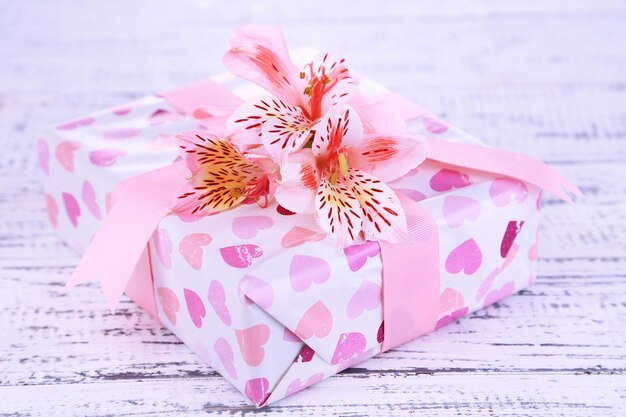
[275,104,428,247]
[223,25,356,161]
[174,131,276,217]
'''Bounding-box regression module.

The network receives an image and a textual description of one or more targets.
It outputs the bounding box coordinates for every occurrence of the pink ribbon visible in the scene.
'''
[65,161,189,312]
[66,80,580,351]
[379,195,440,351]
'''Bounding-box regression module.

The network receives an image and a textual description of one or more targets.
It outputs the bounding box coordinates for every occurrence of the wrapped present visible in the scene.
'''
[41,25,581,406]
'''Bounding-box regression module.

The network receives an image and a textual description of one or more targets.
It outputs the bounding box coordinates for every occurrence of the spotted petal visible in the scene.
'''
[348,134,429,182]
[303,51,357,120]
[175,132,270,216]
[227,97,314,161]
[344,168,407,243]
[315,177,363,248]
[274,149,319,214]
[312,104,363,157]
[223,25,303,106]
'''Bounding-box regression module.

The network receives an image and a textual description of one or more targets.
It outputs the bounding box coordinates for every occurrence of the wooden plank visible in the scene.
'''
[0,374,623,417]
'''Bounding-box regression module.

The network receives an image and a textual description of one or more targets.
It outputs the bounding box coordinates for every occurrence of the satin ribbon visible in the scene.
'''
[66,79,580,351]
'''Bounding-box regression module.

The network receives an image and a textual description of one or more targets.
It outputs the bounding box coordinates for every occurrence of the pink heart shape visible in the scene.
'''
[111,106,131,116]
[56,116,95,130]
[395,188,426,202]
[483,281,516,308]
[281,226,326,248]
[528,228,539,261]
[208,280,232,326]
[423,114,449,134]
[295,301,333,340]
[157,287,180,325]
[244,377,270,406]
[220,244,263,268]
[81,181,101,220]
[148,108,185,125]
[103,128,141,140]
[442,196,481,228]
[501,220,525,258]
[435,307,469,329]
[276,205,296,216]
[377,322,384,343]
[55,141,82,172]
[179,233,212,270]
[44,193,59,228]
[152,228,172,269]
[429,169,472,192]
[37,139,50,175]
[445,238,483,275]
[330,332,366,365]
[238,274,275,308]
[285,373,325,397]
[437,287,466,316]
[294,344,315,363]
[289,255,331,292]
[343,241,380,272]
[489,178,528,207]
[213,337,237,380]
[184,288,206,328]
[236,324,270,367]
[88,149,126,167]
[62,192,80,227]
[346,280,381,319]
[232,215,274,239]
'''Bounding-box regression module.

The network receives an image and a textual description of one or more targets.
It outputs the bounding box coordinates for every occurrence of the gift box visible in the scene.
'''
[41,26,580,406]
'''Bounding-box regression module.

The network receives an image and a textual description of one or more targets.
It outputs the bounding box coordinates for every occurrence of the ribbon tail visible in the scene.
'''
[425,137,583,203]
[65,161,189,312]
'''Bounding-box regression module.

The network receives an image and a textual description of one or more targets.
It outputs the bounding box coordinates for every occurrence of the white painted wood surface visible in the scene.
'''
[1,1,625,415]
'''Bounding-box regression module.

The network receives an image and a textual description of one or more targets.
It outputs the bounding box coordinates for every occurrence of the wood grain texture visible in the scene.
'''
[0,0,625,416]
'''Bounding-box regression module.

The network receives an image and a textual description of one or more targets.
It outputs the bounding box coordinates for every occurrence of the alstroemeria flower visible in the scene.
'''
[275,104,429,247]
[174,131,276,216]
[222,25,356,160]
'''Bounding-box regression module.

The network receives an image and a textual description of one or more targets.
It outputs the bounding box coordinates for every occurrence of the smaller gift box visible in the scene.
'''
[41,25,580,406]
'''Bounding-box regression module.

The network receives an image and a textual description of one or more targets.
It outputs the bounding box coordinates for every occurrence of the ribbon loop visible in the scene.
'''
[65,162,189,311]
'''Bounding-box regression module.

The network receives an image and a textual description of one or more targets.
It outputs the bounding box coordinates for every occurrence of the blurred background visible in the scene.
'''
[2,0,626,165]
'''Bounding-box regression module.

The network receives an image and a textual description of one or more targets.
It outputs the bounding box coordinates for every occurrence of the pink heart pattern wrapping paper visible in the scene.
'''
[40,48,541,406]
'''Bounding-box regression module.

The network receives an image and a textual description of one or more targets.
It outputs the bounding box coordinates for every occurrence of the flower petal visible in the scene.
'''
[348,134,428,182]
[175,132,269,216]
[312,104,363,157]
[227,97,314,160]
[225,99,267,148]
[348,92,408,135]
[274,150,319,214]
[222,25,303,105]
[260,98,314,161]
[315,177,363,247]
[303,52,357,120]
[344,169,407,243]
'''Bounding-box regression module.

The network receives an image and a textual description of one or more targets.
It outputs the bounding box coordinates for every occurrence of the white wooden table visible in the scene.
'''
[1,1,625,415]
